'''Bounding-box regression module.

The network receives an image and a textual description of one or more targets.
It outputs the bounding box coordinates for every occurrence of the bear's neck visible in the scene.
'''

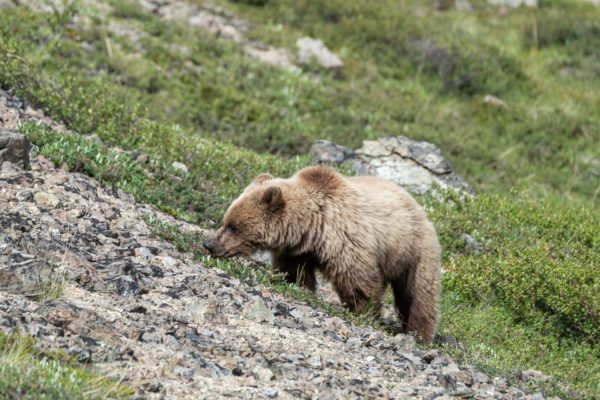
[274,186,337,259]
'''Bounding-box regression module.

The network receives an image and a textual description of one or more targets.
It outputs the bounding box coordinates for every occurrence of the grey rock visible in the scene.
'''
[33,192,61,209]
[289,308,304,320]
[0,0,15,8]
[171,161,189,175]
[357,136,452,175]
[243,296,275,323]
[297,37,343,72]
[0,129,31,170]
[310,136,472,195]
[135,246,154,259]
[310,140,355,165]
[455,0,473,11]
[244,45,299,72]
[252,366,274,382]
[460,233,484,254]
[483,94,508,108]
[17,190,33,202]
[263,388,278,398]
[519,369,551,383]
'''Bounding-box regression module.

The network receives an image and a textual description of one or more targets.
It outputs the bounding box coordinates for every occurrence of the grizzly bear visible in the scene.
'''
[203,165,441,343]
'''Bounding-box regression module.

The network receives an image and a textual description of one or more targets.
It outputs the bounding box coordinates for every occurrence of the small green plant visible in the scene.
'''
[0,334,134,399]
[27,267,66,301]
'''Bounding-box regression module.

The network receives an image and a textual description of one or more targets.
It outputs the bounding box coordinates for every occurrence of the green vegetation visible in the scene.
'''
[0,334,134,400]
[2,1,599,203]
[428,192,599,397]
[1,0,598,398]
[431,192,599,343]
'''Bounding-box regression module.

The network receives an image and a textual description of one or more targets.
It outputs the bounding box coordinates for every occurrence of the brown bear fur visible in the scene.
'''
[204,166,441,343]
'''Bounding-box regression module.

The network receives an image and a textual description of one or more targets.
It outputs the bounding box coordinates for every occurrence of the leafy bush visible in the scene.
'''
[430,192,599,343]
[526,5,600,52]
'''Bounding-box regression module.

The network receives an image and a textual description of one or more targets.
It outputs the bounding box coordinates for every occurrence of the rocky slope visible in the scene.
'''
[0,90,554,399]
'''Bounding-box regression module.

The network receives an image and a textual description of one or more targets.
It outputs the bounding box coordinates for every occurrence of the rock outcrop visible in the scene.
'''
[311,137,472,195]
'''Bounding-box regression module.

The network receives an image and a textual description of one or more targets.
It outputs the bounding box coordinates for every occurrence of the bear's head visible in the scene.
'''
[203,173,287,257]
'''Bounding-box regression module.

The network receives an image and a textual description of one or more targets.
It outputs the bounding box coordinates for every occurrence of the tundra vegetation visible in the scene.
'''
[0,0,598,397]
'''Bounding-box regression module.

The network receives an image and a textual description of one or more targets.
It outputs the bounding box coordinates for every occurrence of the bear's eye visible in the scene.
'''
[226,223,237,234]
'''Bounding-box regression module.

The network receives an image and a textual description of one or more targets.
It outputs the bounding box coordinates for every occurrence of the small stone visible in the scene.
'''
[252,366,274,382]
[263,388,278,398]
[144,381,163,393]
[243,296,275,324]
[0,129,31,170]
[135,153,149,164]
[297,37,343,71]
[422,349,438,363]
[244,45,299,72]
[135,247,154,259]
[483,94,508,108]
[525,392,545,400]
[17,190,33,202]
[289,308,304,320]
[519,369,551,383]
[159,256,178,268]
[460,233,484,254]
[34,192,60,209]
[67,208,85,220]
[400,352,423,365]
[488,0,537,7]
[171,161,189,175]
[306,354,322,369]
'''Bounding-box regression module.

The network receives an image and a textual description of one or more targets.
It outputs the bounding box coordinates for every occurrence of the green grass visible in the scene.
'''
[0,334,134,400]
[214,0,600,204]
[1,1,599,203]
[0,1,599,398]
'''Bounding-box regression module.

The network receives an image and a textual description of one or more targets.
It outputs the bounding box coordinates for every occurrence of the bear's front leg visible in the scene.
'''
[271,251,318,291]
[332,271,384,318]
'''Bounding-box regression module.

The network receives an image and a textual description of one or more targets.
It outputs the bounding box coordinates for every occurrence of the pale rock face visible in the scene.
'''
[296,37,344,71]
[311,136,472,195]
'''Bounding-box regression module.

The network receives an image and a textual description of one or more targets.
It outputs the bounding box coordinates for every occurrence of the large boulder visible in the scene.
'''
[310,136,472,195]
[0,129,31,170]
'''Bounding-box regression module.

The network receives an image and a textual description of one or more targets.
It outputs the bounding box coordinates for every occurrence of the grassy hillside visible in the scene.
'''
[0,0,598,398]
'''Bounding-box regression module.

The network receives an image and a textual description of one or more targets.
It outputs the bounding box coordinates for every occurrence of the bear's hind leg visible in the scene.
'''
[391,258,440,344]
[391,271,411,332]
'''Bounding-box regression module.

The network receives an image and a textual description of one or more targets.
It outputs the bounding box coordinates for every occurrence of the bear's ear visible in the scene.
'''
[262,186,285,213]
[252,173,274,185]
